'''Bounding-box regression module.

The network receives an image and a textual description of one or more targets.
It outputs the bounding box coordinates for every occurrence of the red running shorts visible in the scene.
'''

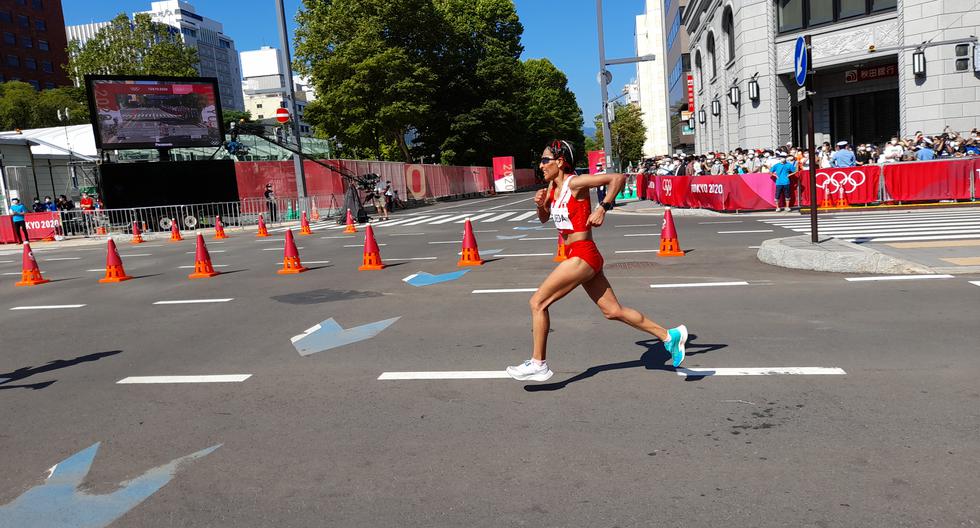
[566,240,604,274]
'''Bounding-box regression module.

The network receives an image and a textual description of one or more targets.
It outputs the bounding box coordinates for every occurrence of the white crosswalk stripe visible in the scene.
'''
[760,209,980,242]
[295,210,540,230]
[509,211,538,221]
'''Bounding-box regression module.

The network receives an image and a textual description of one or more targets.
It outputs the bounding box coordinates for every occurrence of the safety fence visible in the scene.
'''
[637,157,980,211]
[0,194,342,243]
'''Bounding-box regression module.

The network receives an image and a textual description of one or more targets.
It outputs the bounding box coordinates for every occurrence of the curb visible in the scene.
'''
[757,235,936,274]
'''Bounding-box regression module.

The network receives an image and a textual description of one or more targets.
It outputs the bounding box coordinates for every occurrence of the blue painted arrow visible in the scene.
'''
[495,234,527,240]
[402,270,469,287]
[0,442,220,528]
[457,248,503,256]
[291,317,400,356]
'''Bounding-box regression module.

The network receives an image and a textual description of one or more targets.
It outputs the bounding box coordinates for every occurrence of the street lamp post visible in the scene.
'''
[596,0,655,173]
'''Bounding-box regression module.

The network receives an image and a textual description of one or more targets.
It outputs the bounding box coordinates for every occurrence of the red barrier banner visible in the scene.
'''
[657,173,781,211]
[657,175,690,206]
[25,212,61,239]
[646,175,658,201]
[492,156,516,192]
[635,173,647,200]
[514,168,537,190]
[975,158,980,192]
[798,165,880,206]
[883,158,974,201]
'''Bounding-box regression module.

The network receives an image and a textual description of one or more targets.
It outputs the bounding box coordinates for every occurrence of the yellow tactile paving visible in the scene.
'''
[888,240,980,249]
[939,257,980,266]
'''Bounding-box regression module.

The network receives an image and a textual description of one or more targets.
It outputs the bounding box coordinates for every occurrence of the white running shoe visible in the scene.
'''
[506,360,553,381]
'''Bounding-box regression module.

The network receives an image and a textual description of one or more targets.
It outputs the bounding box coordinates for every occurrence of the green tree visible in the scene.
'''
[294,0,440,161]
[522,58,584,168]
[0,82,89,129]
[222,109,252,128]
[0,82,37,130]
[594,103,646,170]
[66,13,200,85]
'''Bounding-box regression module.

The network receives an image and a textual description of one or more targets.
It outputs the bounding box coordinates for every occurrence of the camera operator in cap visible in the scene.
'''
[831,140,856,168]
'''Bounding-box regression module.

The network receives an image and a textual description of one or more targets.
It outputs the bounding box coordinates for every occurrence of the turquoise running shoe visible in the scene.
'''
[666,325,688,368]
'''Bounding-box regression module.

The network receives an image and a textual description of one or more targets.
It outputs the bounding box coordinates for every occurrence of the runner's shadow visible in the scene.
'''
[524,334,725,391]
[0,350,121,391]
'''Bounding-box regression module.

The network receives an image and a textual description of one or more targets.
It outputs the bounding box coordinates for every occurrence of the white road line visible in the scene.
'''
[378,371,511,380]
[844,274,954,282]
[254,238,285,242]
[320,236,356,239]
[623,233,658,237]
[343,243,387,247]
[43,257,82,261]
[2,272,23,275]
[117,375,252,384]
[472,288,537,293]
[497,253,551,257]
[482,212,518,222]
[614,249,659,254]
[509,211,537,221]
[402,215,450,226]
[675,367,846,377]
[299,260,331,264]
[119,253,153,257]
[455,212,496,223]
[748,246,761,248]
[389,232,427,236]
[153,298,234,304]
[10,304,86,310]
[614,224,661,228]
[480,196,535,211]
[0,260,15,263]
[718,230,774,234]
[86,269,104,272]
[428,240,461,244]
[969,281,980,287]
[699,221,743,224]
[371,216,429,227]
[430,214,474,224]
[385,257,438,261]
[177,264,229,268]
[519,237,555,241]
[651,281,749,288]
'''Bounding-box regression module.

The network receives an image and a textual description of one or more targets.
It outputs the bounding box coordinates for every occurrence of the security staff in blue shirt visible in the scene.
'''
[770,156,797,212]
[9,197,30,243]
[831,141,857,168]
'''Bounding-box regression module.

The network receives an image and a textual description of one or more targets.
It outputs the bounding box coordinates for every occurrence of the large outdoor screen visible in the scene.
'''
[85,75,225,150]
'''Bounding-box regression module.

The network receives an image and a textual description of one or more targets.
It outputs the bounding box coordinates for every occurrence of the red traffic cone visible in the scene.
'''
[214,215,229,239]
[553,234,568,262]
[188,234,221,279]
[15,242,50,286]
[169,219,183,242]
[457,219,484,267]
[343,208,357,234]
[278,229,308,274]
[131,221,143,244]
[299,211,313,235]
[256,214,270,237]
[358,225,385,270]
[657,207,684,257]
[99,239,133,283]
[835,188,849,208]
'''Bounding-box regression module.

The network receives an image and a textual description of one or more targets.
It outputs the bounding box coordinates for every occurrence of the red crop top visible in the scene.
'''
[548,175,592,236]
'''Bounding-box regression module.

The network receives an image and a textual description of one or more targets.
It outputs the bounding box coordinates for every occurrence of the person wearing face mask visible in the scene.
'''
[770,155,797,212]
[710,158,724,175]
[881,137,904,163]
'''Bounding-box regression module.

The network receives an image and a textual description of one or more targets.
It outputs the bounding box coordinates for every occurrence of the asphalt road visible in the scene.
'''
[1,192,978,527]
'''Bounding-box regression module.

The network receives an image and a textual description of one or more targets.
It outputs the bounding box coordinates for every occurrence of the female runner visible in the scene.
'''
[506,140,688,381]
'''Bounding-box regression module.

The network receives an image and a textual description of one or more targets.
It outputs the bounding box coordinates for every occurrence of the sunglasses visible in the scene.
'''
[539,157,557,165]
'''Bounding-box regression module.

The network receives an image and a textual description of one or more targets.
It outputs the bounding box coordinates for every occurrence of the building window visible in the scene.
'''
[695,50,703,88]
[666,11,681,50]
[707,33,717,79]
[0,11,11,23]
[218,39,231,49]
[37,39,47,51]
[21,36,31,48]
[24,57,35,70]
[3,32,14,45]
[256,103,263,108]
[776,0,896,33]
[722,7,735,64]
[34,19,45,31]
[41,60,50,72]
[17,15,28,28]
[6,54,17,67]
[669,55,685,91]
[257,114,264,119]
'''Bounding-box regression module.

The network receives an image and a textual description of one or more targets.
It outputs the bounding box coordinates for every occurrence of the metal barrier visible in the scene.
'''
[55,194,342,238]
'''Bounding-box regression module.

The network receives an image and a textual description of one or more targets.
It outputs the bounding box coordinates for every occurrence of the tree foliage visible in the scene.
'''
[294,0,585,166]
[594,103,646,169]
[0,82,89,130]
[66,13,200,86]
[223,109,253,128]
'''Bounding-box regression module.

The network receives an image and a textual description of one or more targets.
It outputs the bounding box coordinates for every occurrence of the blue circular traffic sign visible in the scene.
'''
[794,36,808,87]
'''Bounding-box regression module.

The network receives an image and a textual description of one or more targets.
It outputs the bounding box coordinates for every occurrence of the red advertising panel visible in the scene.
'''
[686,74,695,110]
[883,159,973,201]
[657,176,690,207]
[492,156,516,192]
[798,165,881,206]
[587,150,606,174]
[0,212,61,243]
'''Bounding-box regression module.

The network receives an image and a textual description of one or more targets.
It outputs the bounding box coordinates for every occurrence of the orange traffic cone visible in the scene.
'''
[311,207,320,221]
[818,186,833,209]
[14,242,50,286]
[169,219,183,242]
[553,234,568,262]
[457,219,484,267]
[96,226,107,235]
[343,209,357,234]
[299,211,313,235]
[131,221,143,244]
[188,234,220,279]
[256,214,270,237]
[214,215,229,239]
[278,229,308,274]
[358,225,385,270]
[657,207,684,257]
[835,188,849,208]
[99,239,133,283]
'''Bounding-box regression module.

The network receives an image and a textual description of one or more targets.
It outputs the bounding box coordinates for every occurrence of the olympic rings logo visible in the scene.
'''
[816,170,866,195]
[662,178,673,196]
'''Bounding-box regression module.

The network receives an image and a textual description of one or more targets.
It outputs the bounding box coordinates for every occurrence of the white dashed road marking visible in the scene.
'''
[10,304,86,310]
[117,375,252,384]
[845,275,954,282]
[650,281,749,288]
[153,298,234,305]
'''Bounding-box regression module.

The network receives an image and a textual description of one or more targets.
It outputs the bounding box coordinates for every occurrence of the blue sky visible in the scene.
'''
[63,1,644,134]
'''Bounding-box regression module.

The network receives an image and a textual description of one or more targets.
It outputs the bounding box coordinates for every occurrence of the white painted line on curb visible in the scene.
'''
[845,274,954,282]
[378,371,511,380]
[10,304,86,310]
[676,367,846,377]
[153,298,233,305]
[651,281,749,288]
[472,288,537,294]
[614,249,659,254]
[718,230,774,234]
[117,375,252,384]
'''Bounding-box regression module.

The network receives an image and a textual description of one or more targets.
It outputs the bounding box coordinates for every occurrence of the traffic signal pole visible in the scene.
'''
[276,0,306,198]
[805,35,818,243]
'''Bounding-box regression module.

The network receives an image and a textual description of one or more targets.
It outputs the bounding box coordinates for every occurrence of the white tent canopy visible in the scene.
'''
[0,124,98,160]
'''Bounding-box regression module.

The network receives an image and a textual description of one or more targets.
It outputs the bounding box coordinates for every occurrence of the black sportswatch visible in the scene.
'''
[600,202,614,212]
